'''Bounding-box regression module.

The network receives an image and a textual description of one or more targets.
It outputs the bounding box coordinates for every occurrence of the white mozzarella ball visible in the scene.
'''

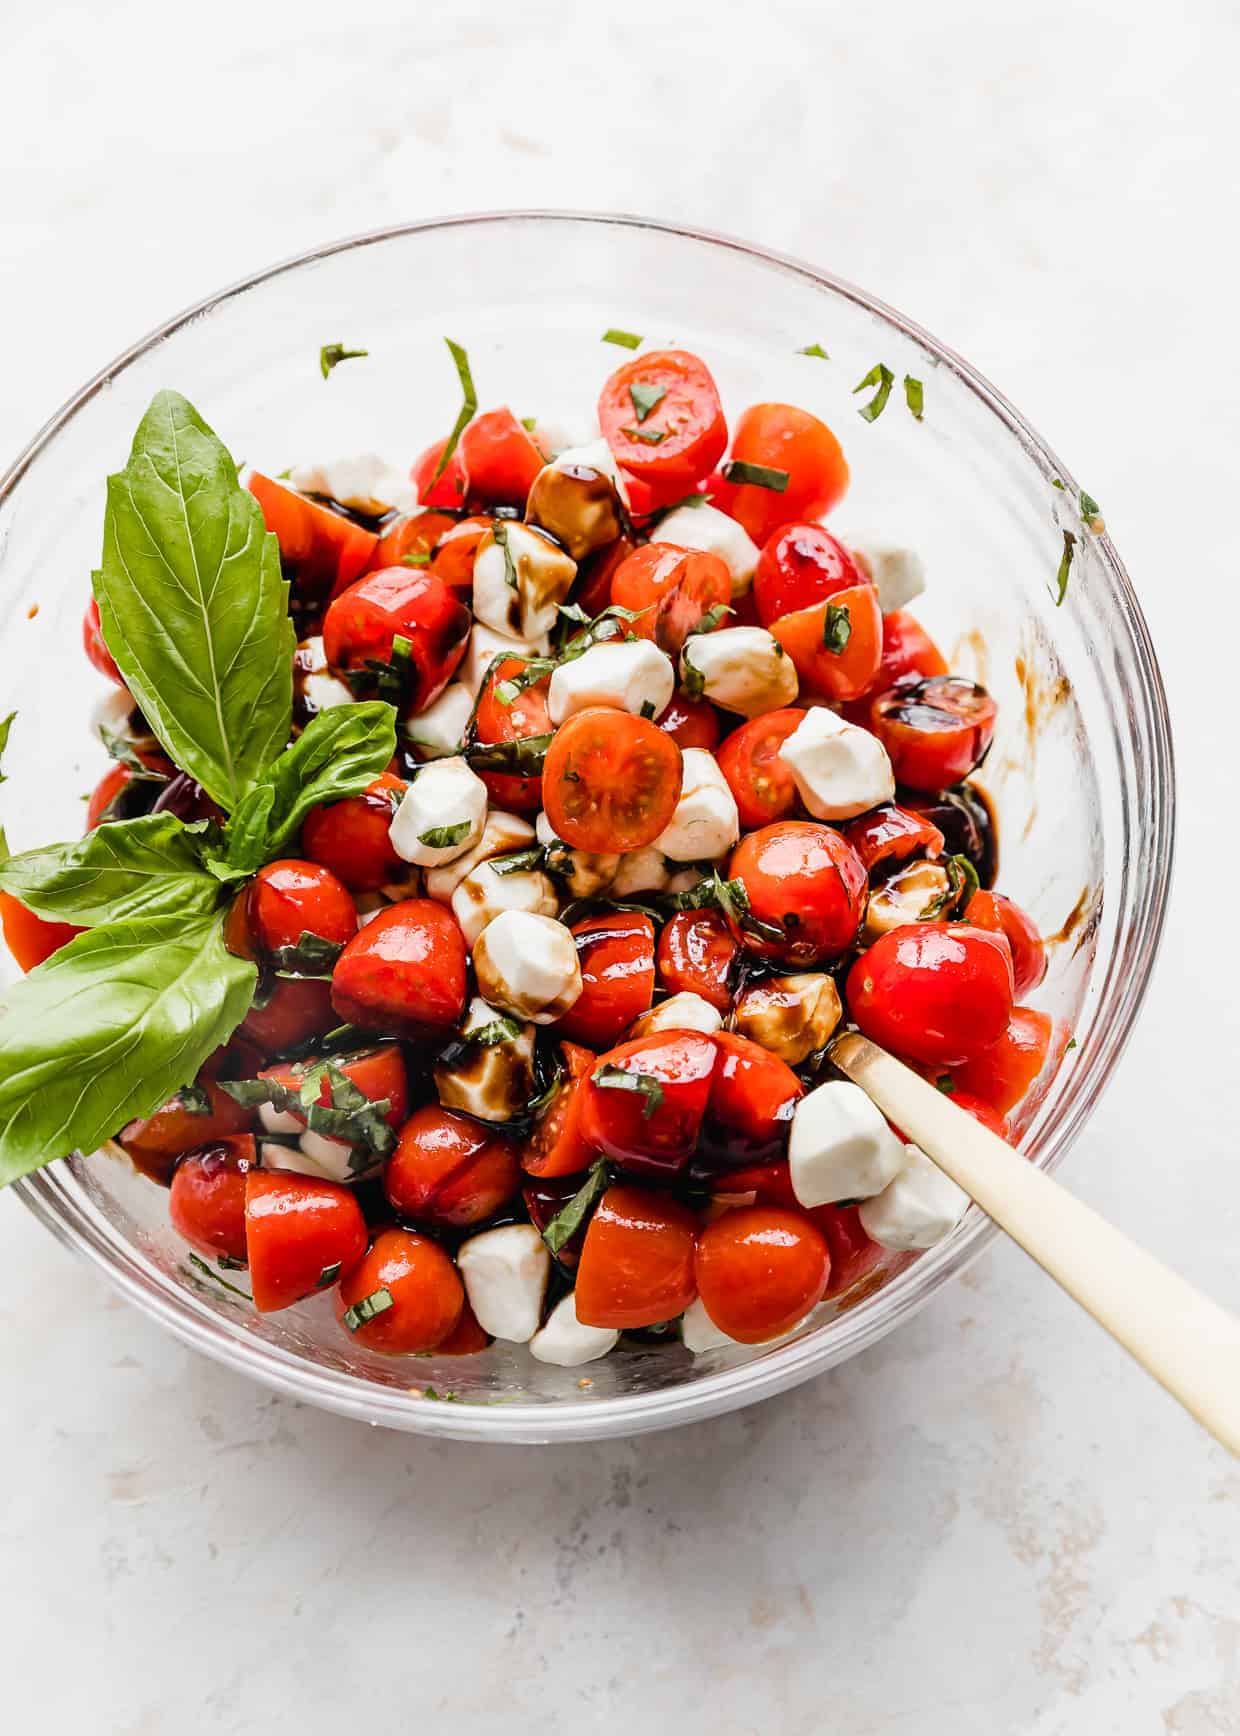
[460,622,551,698]
[91,688,133,738]
[681,1297,738,1353]
[680,626,798,717]
[535,811,619,899]
[847,538,926,612]
[260,1135,357,1184]
[547,639,674,725]
[528,414,601,460]
[788,1081,907,1207]
[609,846,673,896]
[451,861,559,948]
[525,437,632,560]
[472,522,577,641]
[457,1224,550,1343]
[731,972,842,1066]
[473,910,583,1023]
[528,1294,620,1367]
[424,810,535,902]
[293,635,357,717]
[628,992,723,1039]
[258,1102,303,1137]
[778,707,895,821]
[434,997,537,1122]
[389,756,488,867]
[652,503,760,597]
[287,453,417,517]
[654,747,739,862]
[859,1145,969,1250]
[403,682,472,760]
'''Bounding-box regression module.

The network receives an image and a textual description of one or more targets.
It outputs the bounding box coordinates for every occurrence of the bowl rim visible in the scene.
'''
[2,210,1176,1441]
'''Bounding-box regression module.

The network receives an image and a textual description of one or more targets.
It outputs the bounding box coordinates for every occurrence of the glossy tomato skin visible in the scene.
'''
[460,407,545,509]
[261,1044,410,1133]
[247,859,357,956]
[85,764,133,831]
[966,889,1046,998]
[335,1227,464,1354]
[322,569,470,712]
[770,583,883,702]
[728,821,868,965]
[471,656,553,812]
[809,1204,886,1299]
[411,436,469,510]
[655,694,720,751]
[598,350,728,488]
[301,772,406,892]
[698,1032,803,1169]
[695,1206,829,1342]
[244,1169,368,1313]
[712,404,849,543]
[522,1173,591,1267]
[609,543,732,659]
[82,597,124,685]
[330,898,466,1036]
[950,1006,1052,1116]
[870,675,998,792]
[0,893,82,972]
[846,922,1015,1067]
[434,1301,491,1355]
[574,1183,699,1329]
[430,515,494,590]
[368,508,456,575]
[249,471,378,605]
[843,610,949,723]
[754,523,864,626]
[656,910,737,1013]
[948,1090,1012,1140]
[556,913,656,1050]
[520,1042,598,1177]
[573,534,637,619]
[715,707,806,829]
[542,708,683,853]
[238,976,337,1057]
[579,1032,718,1178]
[843,804,946,877]
[385,1105,520,1227]
[119,1079,256,1185]
[169,1135,256,1263]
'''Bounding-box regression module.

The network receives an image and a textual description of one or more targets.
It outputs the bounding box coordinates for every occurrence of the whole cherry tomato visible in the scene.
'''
[330,898,466,1036]
[710,403,849,543]
[82,597,125,685]
[753,523,864,626]
[695,1205,829,1342]
[574,1182,699,1329]
[434,1300,492,1355]
[949,1089,1012,1140]
[578,1031,718,1177]
[699,1031,803,1168]
[238,976,338,1057]
[430,515,494,590]
[573,535,637,620]
[656,910,738,1013]
[843,610,949,722]
[244,1169,368,1313]
[557,913,656,1050]
[260,1044,409,1133]
[769,583,883,702]
[522,1173,592,1267]
[870,675,997,792]
[460,407,545,509]
[249,471,378,604]
[335,1227,464,1354]
[966,889,1046,998]
[949,1006,1053,1116]
[169,1135,256,1263]
[322,569,470,712]
[810,1203,886,1299]
[385,1104,520,1226]
[843,804,946,876]
[846,922,1014,1067]
[246,859,357,957]
[728,821,867,965]
[301,771,406,892]
[0,893,82,973]
[654,693,720,751]
[715,707,806,829]
[368,508,457,575]
[542,708,683,853]
[411,436,469,510]
[118,1078,256,1184]
[471,656,553,812]
[598,350,728,490]
[609,544,732,658]
[520,1042,599,1177]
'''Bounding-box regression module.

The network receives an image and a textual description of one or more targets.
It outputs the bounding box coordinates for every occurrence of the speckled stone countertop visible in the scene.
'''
[2,3,1238,1730]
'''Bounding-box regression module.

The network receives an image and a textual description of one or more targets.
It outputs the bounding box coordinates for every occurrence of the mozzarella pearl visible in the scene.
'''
[654,748,739,862]
[535,811,619,899]
[460,622,551,698]
[424,810,535,902]
[859,1144,969,1250]
[457,1224,550,1344]
[547,639,675,726]
[287,453,417,517]
[259,1134,357,1184]
[525,437,632,560]
[652,503,760,597]
[730,973,843,1066]
[847,538,927,612]
[680,627,798,718]
[389,756,488,867]
[681,1297,739,1353]
[473,910,583,1023]
[862,860,954,942]
[403,682,473,760]
[451,861,559,948]
[609,846,673,896]
[528,1294,620,1367]
[528,414,601,460]
[788,1081,907,1207]
[434,997,537,1122]
[628,992,723,1039]
[778,707,895,821]
[472,522,577,641]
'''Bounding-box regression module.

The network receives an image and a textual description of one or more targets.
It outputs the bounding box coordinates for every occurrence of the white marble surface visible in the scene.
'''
[2,3,1238,1730]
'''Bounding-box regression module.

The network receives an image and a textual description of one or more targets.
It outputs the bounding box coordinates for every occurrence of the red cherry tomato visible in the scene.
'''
[244,1169,367,1313]
[543,708,683,853]
[949,1006,1052,1116]
[522,1173,592,1267]
[520,1042,599,1177]
[609,543,732,658]
[118,1078,256,1184]
[769,583,883,702]
[715,707,807,829]
[598,350,728,489]
[301,771,406,892]
[870,675,998,792]
[843,804,947,876]
[709,1161,798,1207]
[335,1226,464,1353]
[368,508,457,575]
[169,1135,256,1263]
[949,1090,1012,1140]
[656,910,738,1013]
[82,597,124,685]
[695,1205,829,1343]
[728,821,867,965]
[578,1031,718,1178]
[429,515,493,590]
[434,1300,492,1355]
[966,889,1046,998]
[460,407,545,509]
[0,893,82,972]
[754,523,864,626]
[574,1182,698,1329]
[471,656,553,812]
[411,436,469,510]
[85,763,134,830]
[385,1105,520,1227]
[846,922,1015,1067]
[809,1203,886,1299]
[842,610,949,723]
[330,898,466,1036]
[654,693,720,751]
[260,1043,409,1133]
[712,404,849,543]
[556,913,656,1050]
[573,534,637,619]
[246,859,357,957]
[249,471,378,604]
[700,1031,803,1167]
[238,976,337,1057]
[322,569,470,712]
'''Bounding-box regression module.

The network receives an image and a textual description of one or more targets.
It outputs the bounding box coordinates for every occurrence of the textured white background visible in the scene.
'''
[2,3,1238,1731]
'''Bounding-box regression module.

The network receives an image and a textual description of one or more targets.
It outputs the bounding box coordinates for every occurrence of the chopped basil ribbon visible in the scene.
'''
[344,634,414,705]
[904,374,925,421]
[822,603,853,654]
[657,492,709,516]
[493,520,519,590]
[317,1261,342,1289]
[494,603,651,708]
[1051,478,1066,491]
[541,1161,610,1254]
[639,700,656,720]
[797,343,830,360]
[488,846,545,876]
[628,381,667,423]
[721,459,790,492]
[681,647,705,699]
[319,342,369,379]
[418,821,471,850]
[917,854,980,921]
[217,1253,248,1271]
[935,1075,956,1095]
[464,732,555,775]
[188,1253,250,1299]
[342,1287,394,1332]
[431,338,478,483]
[854,363,895,422]
[591,1063,665,1120]
[0,712,13,784]
[1054,530,1076,607]
[175,1083,213,1116]
[602,328,642,349]
[400,550,431,566]
[520,415,538,432]
[664,870,785,944]
[1080,489,1102,524]
[268,930,345,976]
[686,603,733,638]
[464,1015,524,1047]
[621,426,667,445]
[221,1063,395,1156]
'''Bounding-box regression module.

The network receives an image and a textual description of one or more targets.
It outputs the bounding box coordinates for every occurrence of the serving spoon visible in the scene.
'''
[829,1032,1240,1457]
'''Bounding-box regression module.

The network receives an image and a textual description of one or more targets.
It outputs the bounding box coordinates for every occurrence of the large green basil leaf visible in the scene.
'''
[95,390,295,812]
[0,910,256,1186]
[0,813,226,925]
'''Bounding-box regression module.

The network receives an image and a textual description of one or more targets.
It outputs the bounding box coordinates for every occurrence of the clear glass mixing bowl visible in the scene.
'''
[0,213,1173,1441]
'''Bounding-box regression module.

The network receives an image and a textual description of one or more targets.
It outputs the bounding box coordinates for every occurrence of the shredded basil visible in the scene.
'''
[188,1253,250,1299]
[268,930,345,976]
[628,381,667,423]
[220,1062,395,1156]
[1054,530,1076,607]
[622,426,667,445]
[798,343,830,360]
[721,459,790,492]
[174,1083,213,1116]
[1080,489,1102,525]
[431,338,478,483]
[602,328,642,349]
[935,1075,956,1095]
[342,1287,394,1332]
[492,520,520,591]
[681,647,705,699]
[687,603,733,638]
[591,1062,664,1120]
[419,821,471,850]
[854,363,895,422]
[319,343,368,379]
[822,603,853,654]
[904,374,924,421]
[464,733,555,775]
[488,846,545,877]
[400,550,431,567]
[541,1161,610,1254]
[639,699,656,720]
[317,1261,342,1289]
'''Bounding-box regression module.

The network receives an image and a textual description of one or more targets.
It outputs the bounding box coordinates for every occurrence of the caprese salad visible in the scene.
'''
[0,336,1055,1372]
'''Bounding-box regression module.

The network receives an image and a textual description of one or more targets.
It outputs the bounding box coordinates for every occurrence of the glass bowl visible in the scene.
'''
[0,212,1173,1441]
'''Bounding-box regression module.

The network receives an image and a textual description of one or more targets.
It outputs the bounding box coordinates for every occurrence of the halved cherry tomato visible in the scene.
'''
[578,1031,718,1178]
[754,523,864,626]
[846,922,1014,1067]
[543,708,683,853]
[695,1205,829,1343]
[368,508,457,575]
[385,1104,520,1226]
[710,403,849,543]
[598,350,728,489]
[260,1044,409,1133]
[843,804,946,876]
[557,913,656,1050]
[870,675,998,792]
[118,1078,256,1185]
[708,1160,797,1207]
[335,1226,464,1353]
[411,436,469,510]
[244,1169,367,1313]
[238,976,337,1057]
[471,656,553,812]
[521,1042,599,1177]
[434,1300,491,1355]
[810,1203,886,1299]
[574,1182,698,1329]
[322,569,470,712]
[654,693,720,751]
[249,471,378,604]
[770,583,883,702]
[82,597,124,685]
[966,889,1046,998]
[330,898,466,1036]
[728,821,867,965]
[246,859,357,957]
[301,771,406,891]
[715,707,806,829]
[699,1031,802,1168]
[573,534,637,619]
[949,1090,1012,1140]
[949,1006,1053,1116]
[86,764,134,830]
[0,893,82,972]
[656,910,737,1013]
[460,407,545,509]
[843,611,949,724]
[430,515,493,590]
[609,543,732,658]
[169,1135,256,1263]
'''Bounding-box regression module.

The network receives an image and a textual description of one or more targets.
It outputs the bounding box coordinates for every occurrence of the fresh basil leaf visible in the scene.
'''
[541,1160,609,1254]
[822,603,853,654]
[0,910,256,1185]
[853,363,895,422]
[1054,530,1076,607]
[431,339,478,483]
[904,374,924,421]
[0,813,225,925]
[721,460,790,492]
[320,342,368,379]
[591,1063,664,1120]
[98,723,167,782]
[0,712,14,784]
[96,391,295,811]
[602,328,642,349]
[628,381,666,423]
